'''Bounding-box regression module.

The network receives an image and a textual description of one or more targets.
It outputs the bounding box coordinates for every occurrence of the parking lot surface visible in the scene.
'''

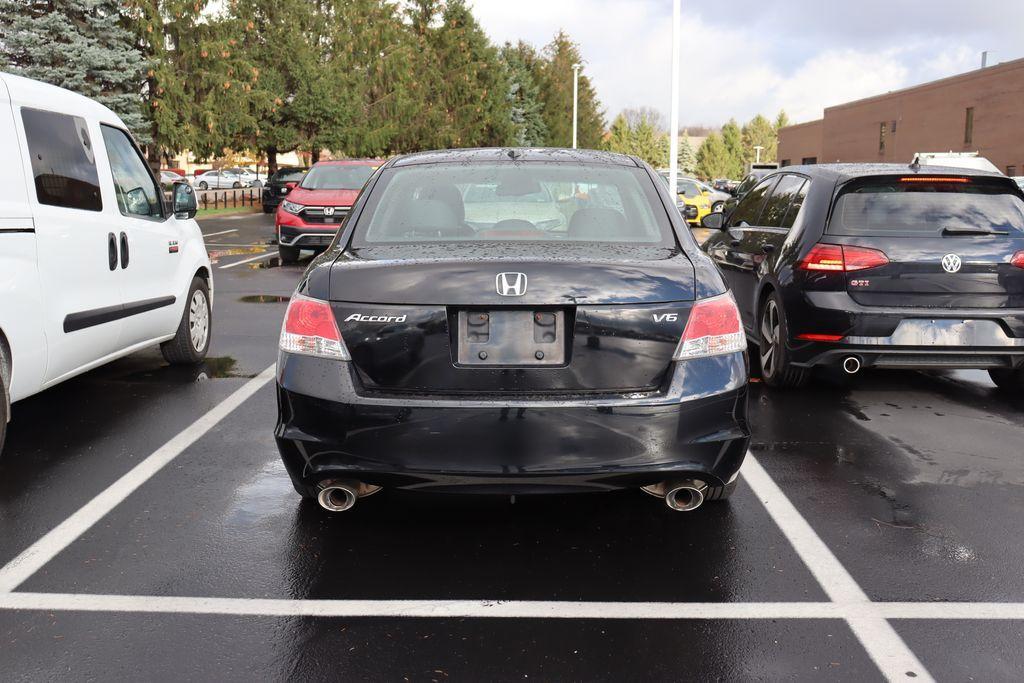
[2,212,1023,680]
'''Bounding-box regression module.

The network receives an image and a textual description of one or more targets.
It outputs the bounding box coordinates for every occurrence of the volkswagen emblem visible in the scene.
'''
[496,272,527,296]
[941,253,962,274]
[323,206,335,217]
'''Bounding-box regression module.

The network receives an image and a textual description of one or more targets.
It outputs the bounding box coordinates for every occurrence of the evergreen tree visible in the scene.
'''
[537,31,604,149]
[774,110,791,131]
[742,113,777,163]
[720,119,746,177]
[500,42,548,147]
[603,110,667,168]
[0,0,148,138]
[696,133,733,180]
[677,134,698,176]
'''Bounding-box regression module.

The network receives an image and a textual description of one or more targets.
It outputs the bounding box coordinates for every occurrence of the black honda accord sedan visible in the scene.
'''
[700,164,1024,389]
[275,149,750,513]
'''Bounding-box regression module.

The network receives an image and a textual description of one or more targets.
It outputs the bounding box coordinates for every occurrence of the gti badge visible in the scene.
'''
[941,253,962,274]
[496,272,527,296]
[323,206,335,217]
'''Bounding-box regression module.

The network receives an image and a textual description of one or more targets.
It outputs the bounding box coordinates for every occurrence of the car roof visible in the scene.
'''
[390,148,640,168]
[775,162,1005,182]
[0,71,125,128]
[313,159,382,167]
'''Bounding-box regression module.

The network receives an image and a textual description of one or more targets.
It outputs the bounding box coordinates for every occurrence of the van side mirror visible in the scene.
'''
[173,181,198,219]
[701,212,725,230]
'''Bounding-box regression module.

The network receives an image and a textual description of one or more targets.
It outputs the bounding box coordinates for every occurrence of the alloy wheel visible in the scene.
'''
[189,290,210,352]
[760,300,780,378]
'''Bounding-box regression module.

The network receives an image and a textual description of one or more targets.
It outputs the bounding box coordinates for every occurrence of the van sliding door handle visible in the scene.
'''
[119,232,129,269]
[108,233,118,270]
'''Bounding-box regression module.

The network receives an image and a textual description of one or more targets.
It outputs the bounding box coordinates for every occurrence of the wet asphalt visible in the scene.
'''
[1,212,1023,680]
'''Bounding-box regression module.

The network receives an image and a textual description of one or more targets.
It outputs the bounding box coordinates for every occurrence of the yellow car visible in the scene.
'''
[658,173,713,226]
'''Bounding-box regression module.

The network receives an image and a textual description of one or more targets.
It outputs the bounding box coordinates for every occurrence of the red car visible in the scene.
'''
[275,159,380,264]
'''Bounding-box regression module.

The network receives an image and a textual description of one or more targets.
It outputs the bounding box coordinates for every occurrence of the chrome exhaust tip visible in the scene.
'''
[316,479,361,512]
[842,356,862,375]
[664,480,708,511]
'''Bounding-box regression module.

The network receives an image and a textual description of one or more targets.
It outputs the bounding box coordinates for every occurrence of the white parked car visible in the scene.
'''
[224,167,264,187]
[0,72,213,455]
[194,169,250,190]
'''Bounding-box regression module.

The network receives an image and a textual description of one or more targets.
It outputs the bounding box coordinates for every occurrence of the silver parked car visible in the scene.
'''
[194,169,251,190]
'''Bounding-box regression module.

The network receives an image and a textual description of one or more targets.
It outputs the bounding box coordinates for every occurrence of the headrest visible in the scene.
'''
[568,208,627,240]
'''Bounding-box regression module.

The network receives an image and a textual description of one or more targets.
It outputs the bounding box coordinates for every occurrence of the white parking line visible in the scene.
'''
[218,252,273,269]
[1,593,1022,621]
[742,454,934,681]
[202,229,238,238]
[0,365,277,594]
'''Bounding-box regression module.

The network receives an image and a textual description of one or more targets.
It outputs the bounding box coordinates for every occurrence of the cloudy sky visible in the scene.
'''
[470,0,1024,128]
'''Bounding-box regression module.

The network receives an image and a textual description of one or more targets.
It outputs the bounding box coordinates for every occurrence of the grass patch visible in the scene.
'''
[195,206,261,218]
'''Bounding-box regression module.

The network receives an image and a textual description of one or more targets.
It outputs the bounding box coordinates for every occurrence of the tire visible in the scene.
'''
[262,204,273,214]
[712,201,724,213]
[758,291,810,388]
[198,181,208,190]
[989,368,1024,392]
[232,182,241,189]
[0,366,7,458]
[161,277,212,365]
[278,244,300,265]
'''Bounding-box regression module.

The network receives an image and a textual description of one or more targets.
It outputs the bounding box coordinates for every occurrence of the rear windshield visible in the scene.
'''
[273,168,306,183]
[301,164,375,190]
[829,177,1024,236]
[353,162,674,245]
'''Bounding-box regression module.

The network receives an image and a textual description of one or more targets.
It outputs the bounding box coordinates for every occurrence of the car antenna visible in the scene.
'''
[909,157,921,173]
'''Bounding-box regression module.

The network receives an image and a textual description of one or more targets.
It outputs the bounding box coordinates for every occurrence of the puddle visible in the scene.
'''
[239,295,290,303]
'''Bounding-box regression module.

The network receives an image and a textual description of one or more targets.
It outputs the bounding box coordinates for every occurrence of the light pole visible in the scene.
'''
[754,145,764,164]
[572,63,581,149]
[668,0,681,199]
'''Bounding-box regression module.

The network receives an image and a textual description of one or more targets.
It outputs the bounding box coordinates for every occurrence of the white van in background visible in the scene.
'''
[912,152,1002,174]
[0,72,213,455]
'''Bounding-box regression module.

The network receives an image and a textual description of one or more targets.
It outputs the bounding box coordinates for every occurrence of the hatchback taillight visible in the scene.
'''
[673,293,746,360]
[1012,251,1024,269]
[799,244,889,272]
[279,294,350,360]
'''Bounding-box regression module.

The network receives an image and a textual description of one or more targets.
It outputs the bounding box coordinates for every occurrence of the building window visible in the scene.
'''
[878,122,887,155]
[1008,165,1017,176]
[780,159,791,167]
[964,107,974,145]
[801,157,817,165]
[891,120,898,134]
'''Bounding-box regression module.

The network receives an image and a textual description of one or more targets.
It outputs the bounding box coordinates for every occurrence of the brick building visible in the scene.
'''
[777,57,1024,176]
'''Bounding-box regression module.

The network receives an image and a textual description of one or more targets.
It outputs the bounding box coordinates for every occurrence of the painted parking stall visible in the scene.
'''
[2,213,1024,679]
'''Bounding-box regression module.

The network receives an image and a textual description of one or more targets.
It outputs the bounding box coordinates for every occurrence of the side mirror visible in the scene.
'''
[125,187,150,215]
[173,181,198,219]
[701,212,725,230]
[285,181,298,190]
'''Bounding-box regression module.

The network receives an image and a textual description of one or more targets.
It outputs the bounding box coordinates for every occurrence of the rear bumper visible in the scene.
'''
[274,353,750,495]
[786,290,1024,369]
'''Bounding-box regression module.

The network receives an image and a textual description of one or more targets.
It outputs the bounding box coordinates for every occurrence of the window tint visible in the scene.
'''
[729,177,777,226]
[780,180,809,230]
[274,168,307,183]
[733,174,759,198]
[301,164,375,190]
[354,163,674,245]
[829,178,1024,236]
[100,126,163,219]
[21,108,102,211]
[760,175,806,228]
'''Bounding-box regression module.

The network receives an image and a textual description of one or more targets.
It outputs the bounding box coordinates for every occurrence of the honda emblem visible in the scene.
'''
[496,272,528,296]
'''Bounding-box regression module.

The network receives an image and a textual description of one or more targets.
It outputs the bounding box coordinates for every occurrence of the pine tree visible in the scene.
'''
[500,42,548,147]
[0,0,148,138]
[720,119,746,178]
[677,134,698,176]
[537,31,604,149]
[742,114,777,163]
[696,133,733,180]
[774,110,791,131]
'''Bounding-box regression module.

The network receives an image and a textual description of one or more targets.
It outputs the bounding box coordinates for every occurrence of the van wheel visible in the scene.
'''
[989,368,1024,392]
[759,293,809,388]
[162,277,212,365]
[278,244,300,265]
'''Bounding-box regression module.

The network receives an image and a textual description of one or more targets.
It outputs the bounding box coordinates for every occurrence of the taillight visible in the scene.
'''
[1012,251,1024,269]
[673,293,746,360]
[279,294,350,360]
[799,244,889,272]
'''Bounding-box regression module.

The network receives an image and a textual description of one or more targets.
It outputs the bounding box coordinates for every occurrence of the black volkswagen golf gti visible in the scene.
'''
[700,164,1024,388]
[275,149,750,513]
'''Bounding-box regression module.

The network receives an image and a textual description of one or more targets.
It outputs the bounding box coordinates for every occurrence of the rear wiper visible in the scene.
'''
[941,226,1009,236]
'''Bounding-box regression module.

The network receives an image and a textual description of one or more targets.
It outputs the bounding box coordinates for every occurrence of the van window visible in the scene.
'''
[829,177,1024,237]
[21,108,102,211]
[100,126,164,218]
[760,175,806,228]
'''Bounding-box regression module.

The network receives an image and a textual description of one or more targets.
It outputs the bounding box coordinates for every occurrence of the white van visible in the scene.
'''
[0,73,213,454]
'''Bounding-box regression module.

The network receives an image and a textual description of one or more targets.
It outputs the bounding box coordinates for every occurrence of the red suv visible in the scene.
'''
[275,159,380,263]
